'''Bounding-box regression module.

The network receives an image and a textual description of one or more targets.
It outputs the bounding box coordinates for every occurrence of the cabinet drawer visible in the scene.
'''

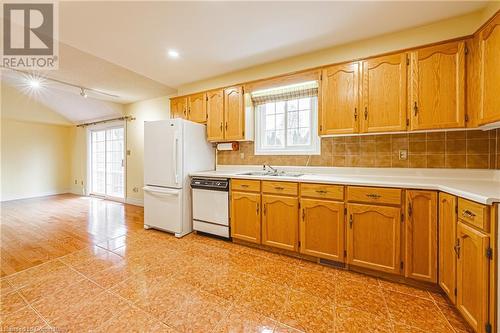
[457,198,489,232]
[300,183,344,201]
[232,179,260,192]
[262,181,298,196]
[347,186,402,205]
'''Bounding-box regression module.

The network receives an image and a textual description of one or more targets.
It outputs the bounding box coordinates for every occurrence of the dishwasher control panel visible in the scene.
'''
[190,178,229,191]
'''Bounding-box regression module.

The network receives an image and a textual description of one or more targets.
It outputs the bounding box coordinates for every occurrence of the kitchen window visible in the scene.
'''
[253,81,320,155]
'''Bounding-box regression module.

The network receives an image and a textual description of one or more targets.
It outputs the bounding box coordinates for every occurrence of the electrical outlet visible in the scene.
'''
[133,187,139,193]
[74,179,77,184]
[240,153,245,159]
[127,150,131,156]
[399,149,408,160]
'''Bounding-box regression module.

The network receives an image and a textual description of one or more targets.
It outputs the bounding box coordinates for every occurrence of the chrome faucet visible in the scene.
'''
[263,164,278,173]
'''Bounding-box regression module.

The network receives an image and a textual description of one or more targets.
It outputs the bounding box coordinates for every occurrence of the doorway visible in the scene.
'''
[89,126,125,200]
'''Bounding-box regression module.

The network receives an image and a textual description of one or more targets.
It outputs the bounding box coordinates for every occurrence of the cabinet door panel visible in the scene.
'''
[188,93,207,123]
[409,41,465,130]
[262,195,298,251]
[207,90,224,141]
[361,53,407,133]
[170,97,187,119]
[320,62,360,134]
[405,190,437,283]
[230,191,261,244]
[438,192,457,304]
[300,199,345,262]
[478,14,500,125]
[456,222,489,333]
[347,203,401,274]
[224,86,244,140]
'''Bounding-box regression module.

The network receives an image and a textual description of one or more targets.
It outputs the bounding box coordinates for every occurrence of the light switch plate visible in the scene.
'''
[399,149,408,160]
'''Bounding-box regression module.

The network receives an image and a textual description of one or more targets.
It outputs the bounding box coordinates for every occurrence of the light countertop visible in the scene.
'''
[190,166,500,205]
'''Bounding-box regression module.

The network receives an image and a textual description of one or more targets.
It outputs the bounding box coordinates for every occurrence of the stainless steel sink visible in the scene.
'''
[238,171,303,177]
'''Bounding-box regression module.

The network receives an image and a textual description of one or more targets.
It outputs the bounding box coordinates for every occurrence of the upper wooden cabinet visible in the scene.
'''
[187,93,207,123]
[300,198,345,262]
[320,62,360,135]
[206,90,224,141]
[170,97,187,119]
[405,190,437,283]
[347,203,401,274]
[262,194,299,252]
[360,53,407,133]
[230,191,261,244]
[439,192,458,304]
[456,221,490,333]
[478,14,500,125]
[408,41,466,130]
[224,86,245,140]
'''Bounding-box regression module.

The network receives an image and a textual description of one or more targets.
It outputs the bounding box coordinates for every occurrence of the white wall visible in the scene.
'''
[124,95,171,205]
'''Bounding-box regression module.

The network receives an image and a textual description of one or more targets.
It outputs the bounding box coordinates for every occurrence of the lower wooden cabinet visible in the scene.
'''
[347,203,401,274]
[230,191,261,244]
[405,190,437,283]
[438,192,458,304]
[456,221,490,333]
[262,194,299,251]
[299,198,345,262]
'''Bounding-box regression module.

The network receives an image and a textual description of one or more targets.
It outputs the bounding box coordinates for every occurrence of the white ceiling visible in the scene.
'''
[59,1,488,89]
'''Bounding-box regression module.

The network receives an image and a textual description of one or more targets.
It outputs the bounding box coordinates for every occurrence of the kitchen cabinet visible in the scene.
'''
[405,190,437,283]
[478,13,500,125]
[224,86,245,140]
[262,194,299,252]
[409,41,465,130]
[206,89,224,141]
[188,93,207,123]
[300,198,345,262]
[346,203,401,274]
[170,97,187,119]
[360,53,407,133]
[230,191,261,244]
[320,62,360,135]
[456,221,490,333]
[438,192,457,304]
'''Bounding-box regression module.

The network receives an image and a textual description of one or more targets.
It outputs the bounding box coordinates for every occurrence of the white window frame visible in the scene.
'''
[254,96,320,155]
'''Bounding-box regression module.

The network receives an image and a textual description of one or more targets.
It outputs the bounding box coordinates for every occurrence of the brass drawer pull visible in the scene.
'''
[275,186,285,190]
[462,209,476,219]
[240,184,249,188]
[316,190,327,194]
[366,193,382,199]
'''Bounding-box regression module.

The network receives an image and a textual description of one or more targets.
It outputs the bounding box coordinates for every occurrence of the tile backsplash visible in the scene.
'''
[217,129,500,169]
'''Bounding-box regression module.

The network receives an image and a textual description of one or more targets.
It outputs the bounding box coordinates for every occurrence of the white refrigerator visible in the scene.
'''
[143,118,214,237]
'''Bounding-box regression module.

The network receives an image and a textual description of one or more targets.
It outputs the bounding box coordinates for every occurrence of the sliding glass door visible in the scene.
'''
[90,126,125,200]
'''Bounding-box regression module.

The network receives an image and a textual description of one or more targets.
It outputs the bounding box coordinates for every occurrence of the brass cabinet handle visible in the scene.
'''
[302,208,305,220]
[275,186,285,190]
[225,122,228,130]
[256,203,259,215]
[240,184,249,188]
[349,214,353,228]
[454,239,461,258]
[364,107,368,120]
[316,190,327,194]
[263,203,267,215]
[462,209,476,219]
[366,193,381,199]
[220,122,223,132]
[354,108,358,120]
[413,102,418,116]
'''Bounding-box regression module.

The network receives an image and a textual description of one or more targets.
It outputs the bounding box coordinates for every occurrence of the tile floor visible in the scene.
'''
[1,228,473,332]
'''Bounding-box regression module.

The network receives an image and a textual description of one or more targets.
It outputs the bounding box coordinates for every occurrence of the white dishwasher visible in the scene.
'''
[190,178,230,238]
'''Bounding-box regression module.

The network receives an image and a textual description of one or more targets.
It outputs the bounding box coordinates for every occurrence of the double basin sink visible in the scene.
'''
[238,171,304,178]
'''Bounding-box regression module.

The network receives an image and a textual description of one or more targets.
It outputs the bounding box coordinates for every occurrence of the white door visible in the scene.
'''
[144,120,183,188]
[90,126,125,199]
[143,186,182,233]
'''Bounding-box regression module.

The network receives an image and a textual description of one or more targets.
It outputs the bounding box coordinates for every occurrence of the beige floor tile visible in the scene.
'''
[237,277,290,321]
[384,290,453,332]
[335,306,392,333]
[61,245,125,277]
[94,305,176,333]
[0,278,14,295]
[335,268,379,286]
[436,303,474,333]
[393,322,429,333]
[291,267,335,301]
[203,265,254,301]
[335,279,388,318]
[378,279,431,300]
[214,304,277,333]
[273,323,305,333]
[163,289,232,333]
[6,259,69,288]
[0,291,28,316]
[0,306,46,332]
[254,257,297,286]
[280,289,335,333]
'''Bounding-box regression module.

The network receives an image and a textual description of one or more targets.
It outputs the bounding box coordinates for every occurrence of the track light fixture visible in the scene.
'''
[80,88,88,98]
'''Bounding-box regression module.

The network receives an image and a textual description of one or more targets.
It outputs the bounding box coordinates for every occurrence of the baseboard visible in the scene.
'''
[126,197,144,207]
[0,189,71,202]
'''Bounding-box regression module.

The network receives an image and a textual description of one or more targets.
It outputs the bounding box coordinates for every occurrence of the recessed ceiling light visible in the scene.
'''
[168,49,179,58]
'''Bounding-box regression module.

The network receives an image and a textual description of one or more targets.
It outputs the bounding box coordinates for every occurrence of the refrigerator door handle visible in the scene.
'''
[173,133,179,185]
[143,186,180,196]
